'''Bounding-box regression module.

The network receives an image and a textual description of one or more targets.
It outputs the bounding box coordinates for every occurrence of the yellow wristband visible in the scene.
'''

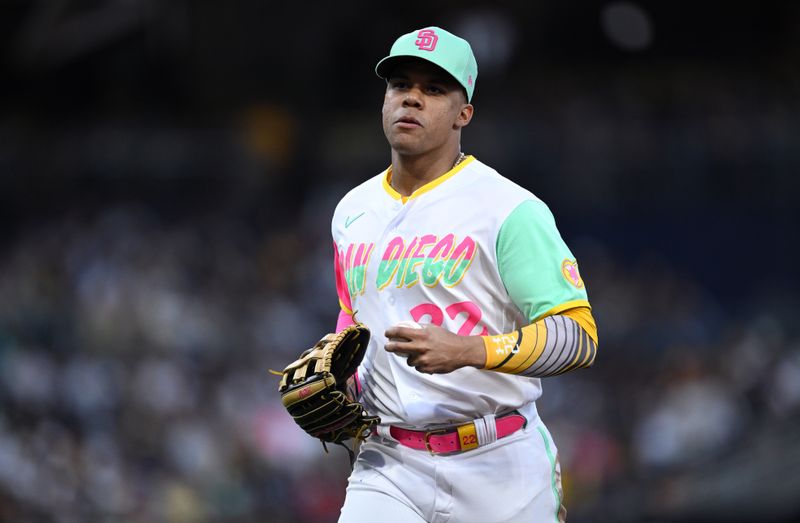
[482,330,522,370]
[481,321,549,374]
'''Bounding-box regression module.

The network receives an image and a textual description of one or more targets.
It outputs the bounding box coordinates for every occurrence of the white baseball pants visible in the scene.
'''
[338,416,566,523]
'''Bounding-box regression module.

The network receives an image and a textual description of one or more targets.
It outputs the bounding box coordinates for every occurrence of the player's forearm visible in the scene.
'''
[481,307,598,377]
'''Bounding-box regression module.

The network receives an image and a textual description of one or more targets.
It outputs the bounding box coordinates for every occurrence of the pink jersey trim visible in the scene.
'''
[336,309,356,333]
[333,241,354,315]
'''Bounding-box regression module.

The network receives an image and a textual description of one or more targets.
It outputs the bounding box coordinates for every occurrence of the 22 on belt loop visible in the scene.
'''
[375,411,527,455]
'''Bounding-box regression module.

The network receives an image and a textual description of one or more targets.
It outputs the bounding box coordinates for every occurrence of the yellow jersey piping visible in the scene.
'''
[382,155,475,204]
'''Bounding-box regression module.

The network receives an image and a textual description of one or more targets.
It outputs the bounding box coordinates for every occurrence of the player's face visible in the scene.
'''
[382,60,473,157]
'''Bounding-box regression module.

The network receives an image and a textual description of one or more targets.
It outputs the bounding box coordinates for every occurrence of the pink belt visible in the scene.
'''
[378,412,527,455]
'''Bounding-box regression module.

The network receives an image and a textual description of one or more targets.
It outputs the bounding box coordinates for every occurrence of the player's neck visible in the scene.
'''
[390,147,463,196]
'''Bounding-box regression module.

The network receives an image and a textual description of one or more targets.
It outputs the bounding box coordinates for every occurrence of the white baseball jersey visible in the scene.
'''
[332,156,589,428]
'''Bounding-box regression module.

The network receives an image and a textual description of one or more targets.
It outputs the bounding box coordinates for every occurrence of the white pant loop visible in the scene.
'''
[475,413,497,446]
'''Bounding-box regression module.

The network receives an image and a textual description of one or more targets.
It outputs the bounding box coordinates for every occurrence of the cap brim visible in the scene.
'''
[374,53,472,102]
[375,54,443,79]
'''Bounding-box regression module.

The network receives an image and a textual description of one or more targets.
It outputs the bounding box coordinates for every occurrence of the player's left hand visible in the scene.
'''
[384,323,486,374]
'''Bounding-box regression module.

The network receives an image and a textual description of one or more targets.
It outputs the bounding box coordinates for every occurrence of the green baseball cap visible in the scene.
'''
[375,26,478,102]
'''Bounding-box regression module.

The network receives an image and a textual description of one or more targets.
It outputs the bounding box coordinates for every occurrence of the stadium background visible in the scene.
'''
[1,1,799,522]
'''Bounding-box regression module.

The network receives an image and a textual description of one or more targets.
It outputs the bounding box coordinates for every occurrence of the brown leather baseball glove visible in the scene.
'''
[278,324,379,457]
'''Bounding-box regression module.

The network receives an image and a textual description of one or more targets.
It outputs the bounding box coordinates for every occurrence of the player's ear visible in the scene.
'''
[453,103,474,130]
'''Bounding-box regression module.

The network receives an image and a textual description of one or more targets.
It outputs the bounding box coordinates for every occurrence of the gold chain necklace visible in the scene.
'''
[452,152,466,169]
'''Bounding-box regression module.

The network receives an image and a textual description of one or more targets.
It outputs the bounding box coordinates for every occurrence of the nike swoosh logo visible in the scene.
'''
[345,212,366,228]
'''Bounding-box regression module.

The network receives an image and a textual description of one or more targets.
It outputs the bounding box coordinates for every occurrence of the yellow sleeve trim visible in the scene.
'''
[561,306,598,345]
[532,299,591,322]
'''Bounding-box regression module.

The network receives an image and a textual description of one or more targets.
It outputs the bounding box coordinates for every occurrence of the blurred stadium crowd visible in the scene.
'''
[1,2,800,522]
[1,198,799,523]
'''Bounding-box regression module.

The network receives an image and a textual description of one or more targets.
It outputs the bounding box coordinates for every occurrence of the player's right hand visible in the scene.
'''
[384,323,487,374]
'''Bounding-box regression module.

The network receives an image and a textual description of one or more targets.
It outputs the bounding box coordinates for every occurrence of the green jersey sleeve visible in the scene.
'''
[496,199,590,323]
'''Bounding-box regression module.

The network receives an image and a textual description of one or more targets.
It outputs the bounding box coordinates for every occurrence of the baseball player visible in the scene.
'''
[331,27,598,523]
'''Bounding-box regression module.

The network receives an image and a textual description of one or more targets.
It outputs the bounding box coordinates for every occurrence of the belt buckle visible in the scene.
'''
[423,428,448,455]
